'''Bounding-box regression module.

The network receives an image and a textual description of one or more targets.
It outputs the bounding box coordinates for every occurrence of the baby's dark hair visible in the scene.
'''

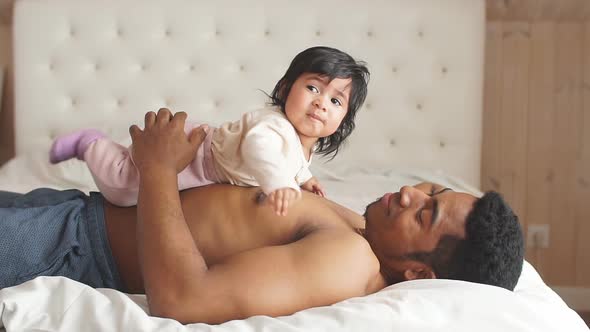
[268,46,370,159]
[406,191,525,290]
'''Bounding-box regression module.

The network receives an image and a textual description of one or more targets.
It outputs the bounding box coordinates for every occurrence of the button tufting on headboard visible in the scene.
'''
[12,0,485,187]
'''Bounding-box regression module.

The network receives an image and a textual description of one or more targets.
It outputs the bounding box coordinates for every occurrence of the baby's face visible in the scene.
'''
[284,73,351,140]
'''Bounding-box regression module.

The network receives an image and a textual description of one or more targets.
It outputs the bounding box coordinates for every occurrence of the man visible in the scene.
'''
[0,109,524,325]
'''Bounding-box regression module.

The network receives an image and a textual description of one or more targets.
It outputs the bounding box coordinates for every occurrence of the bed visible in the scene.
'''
[0,0,588,331]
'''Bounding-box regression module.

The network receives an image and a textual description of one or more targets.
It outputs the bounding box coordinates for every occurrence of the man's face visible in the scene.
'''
[363,182,477,280]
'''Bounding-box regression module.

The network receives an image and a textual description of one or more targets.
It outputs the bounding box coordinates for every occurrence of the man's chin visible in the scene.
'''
[363,198,380,220]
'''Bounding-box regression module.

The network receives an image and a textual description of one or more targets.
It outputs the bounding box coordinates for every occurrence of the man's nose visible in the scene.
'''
[399,185,429,208]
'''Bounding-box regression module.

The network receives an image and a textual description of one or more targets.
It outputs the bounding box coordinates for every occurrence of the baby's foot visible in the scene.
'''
[49,129,106,163]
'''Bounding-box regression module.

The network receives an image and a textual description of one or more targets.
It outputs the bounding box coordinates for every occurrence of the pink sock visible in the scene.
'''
[49,129,106,163]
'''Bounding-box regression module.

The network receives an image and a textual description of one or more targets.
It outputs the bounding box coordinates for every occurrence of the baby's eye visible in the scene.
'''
[307,85,319,93]
[331,98,342,106]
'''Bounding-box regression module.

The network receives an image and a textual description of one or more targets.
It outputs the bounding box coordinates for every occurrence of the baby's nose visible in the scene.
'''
[314,97,327,109]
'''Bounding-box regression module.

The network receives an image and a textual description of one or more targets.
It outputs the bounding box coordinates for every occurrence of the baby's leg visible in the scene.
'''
[49,129,106,163]
[85,123,212,206]
[177,124,217,190]
[83,139,140,207]
[91,123,213,205]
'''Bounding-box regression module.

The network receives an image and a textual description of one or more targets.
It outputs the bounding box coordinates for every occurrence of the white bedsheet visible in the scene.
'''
[0,153,588,331]
[0,263,586,331]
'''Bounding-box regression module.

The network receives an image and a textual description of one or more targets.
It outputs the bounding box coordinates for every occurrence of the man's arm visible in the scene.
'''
[161,229,375,324]
[129,108,209,319]
[129,109,379,324]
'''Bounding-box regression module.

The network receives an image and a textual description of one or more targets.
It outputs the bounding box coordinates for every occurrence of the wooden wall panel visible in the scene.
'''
[525,22,555,272]
[554,0,589,20]
[538,1,564,20]
[545,23,583,285]
[484,16,590,287]
[0,24,11,166]
[576,23,590,286]
[0,0,13,26]
[486,0,590,21]
[499,22,529,229]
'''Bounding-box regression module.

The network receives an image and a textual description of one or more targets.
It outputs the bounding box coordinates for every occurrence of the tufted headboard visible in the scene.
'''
[12,0,484,187]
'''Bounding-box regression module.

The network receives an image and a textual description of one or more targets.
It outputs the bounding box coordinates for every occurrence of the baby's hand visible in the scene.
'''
[301,177,326,197]
[268,188,301,216]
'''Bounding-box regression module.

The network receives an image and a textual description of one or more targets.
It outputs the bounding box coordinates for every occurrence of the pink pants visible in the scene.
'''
[83,124,218,207]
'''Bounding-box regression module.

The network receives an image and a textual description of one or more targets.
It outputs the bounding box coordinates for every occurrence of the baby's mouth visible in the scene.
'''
[307,113,324,123]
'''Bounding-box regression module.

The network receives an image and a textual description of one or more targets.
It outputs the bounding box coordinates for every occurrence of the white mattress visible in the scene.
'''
[0,153,588,331]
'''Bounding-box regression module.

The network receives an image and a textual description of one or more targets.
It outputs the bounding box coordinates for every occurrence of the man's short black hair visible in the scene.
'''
[268,46,370,160]
[407,191,525,290]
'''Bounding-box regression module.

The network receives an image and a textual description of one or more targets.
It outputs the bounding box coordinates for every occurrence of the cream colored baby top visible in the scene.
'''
[210,106,313,194]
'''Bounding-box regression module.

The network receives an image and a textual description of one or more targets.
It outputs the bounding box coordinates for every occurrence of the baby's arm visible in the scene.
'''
[241,123,302,216]
[301,177,326,197]
[267,187,301,216]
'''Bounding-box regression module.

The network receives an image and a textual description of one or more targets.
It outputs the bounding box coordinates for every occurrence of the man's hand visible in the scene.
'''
[129,108,207,175]
[301,177,326,197]
[268,187,301,216]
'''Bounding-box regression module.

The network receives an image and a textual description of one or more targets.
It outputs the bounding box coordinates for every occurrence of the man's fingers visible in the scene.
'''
[171,111,188,127]
[188,125,208,147]
[156,108,173,124]
[174,111,187,121]
[129,125,142,140]
[144,111,156,128]
[157,107,171,116]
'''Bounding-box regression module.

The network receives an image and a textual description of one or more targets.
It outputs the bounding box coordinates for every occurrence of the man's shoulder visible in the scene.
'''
[295,228,382,295]
[303,227,377,266]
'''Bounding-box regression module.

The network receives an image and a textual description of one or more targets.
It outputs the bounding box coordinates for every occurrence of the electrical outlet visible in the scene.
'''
[527,224,550,248]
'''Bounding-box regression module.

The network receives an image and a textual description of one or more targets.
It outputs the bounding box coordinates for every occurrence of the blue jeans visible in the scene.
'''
[0,188,123,290]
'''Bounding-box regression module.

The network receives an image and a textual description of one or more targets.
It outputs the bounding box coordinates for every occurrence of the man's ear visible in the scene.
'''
[403,263,436,280]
